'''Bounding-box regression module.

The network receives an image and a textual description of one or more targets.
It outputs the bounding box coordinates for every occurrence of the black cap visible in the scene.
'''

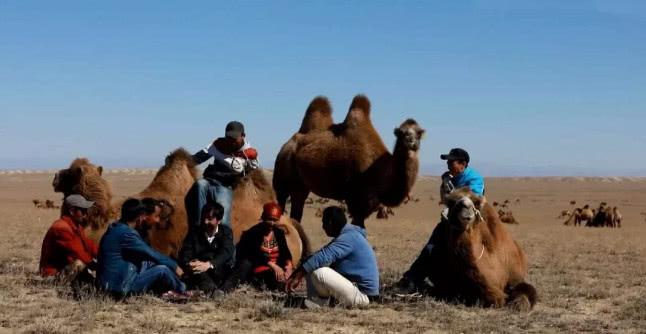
[440,148,470,163]
[225,121,245,139]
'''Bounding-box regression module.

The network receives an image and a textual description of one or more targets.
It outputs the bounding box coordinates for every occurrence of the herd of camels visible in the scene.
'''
[561,201,623,228]
[51,94,536,310]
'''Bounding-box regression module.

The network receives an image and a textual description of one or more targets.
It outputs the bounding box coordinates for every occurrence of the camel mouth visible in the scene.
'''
[449,196,479,228]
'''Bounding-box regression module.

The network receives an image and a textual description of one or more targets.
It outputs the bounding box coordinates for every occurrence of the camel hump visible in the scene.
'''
[299,96,333,133]
[344,94,371,127]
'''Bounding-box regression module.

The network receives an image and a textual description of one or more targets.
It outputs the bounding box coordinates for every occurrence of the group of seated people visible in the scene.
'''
[39,194,379,308]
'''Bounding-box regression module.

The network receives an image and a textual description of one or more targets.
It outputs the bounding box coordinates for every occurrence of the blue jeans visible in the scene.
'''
[185,178,233,230]
[130,261,186,294]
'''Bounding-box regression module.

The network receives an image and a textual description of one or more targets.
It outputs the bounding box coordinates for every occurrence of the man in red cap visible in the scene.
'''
[221,202,293,292]
[186,120,259,231]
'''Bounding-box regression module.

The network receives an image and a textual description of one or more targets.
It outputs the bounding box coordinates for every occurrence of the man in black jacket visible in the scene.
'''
[179,202,234,294]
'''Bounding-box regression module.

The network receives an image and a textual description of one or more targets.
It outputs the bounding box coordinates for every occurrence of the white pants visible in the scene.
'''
[307,267,369,307]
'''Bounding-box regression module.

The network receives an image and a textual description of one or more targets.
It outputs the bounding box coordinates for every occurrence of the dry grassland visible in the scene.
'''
[0,173,645,333]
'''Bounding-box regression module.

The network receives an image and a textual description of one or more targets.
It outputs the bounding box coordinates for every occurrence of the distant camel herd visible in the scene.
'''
[561,201,623,228]
[32,199,59,209]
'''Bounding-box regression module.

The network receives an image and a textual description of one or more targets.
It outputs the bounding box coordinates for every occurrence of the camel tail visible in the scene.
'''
[507,282,538,311]
[299,96,332,133]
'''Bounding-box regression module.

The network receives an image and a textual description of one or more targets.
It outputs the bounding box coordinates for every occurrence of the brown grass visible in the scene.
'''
[1,173,645,333]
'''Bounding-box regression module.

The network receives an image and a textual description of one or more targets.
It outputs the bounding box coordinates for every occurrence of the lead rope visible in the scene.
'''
[476,243,485,261]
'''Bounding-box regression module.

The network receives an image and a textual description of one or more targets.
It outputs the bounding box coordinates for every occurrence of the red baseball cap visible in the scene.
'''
[261,202,282,221]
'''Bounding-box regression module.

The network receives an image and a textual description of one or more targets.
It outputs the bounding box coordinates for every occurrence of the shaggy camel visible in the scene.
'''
[429,188,537,310]
[564,205,594,227]
[376,205,395,220]
[273,95,425,228]
[498,209,519,225]
[53,149,309,263]
[612,207,622,228]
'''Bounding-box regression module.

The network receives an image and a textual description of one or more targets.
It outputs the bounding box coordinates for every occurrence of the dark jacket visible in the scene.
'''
[97,221,178,294]
[193,138,259,187]
[179,224,235,271]
[236,222,292,269]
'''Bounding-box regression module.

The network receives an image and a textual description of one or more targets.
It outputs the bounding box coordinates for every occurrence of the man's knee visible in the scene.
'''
[311,267,335,284]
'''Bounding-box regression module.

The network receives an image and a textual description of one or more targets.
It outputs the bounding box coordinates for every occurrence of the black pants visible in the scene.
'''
[184,267,231,293]
[403,219,448,285]
[221,259,281,292]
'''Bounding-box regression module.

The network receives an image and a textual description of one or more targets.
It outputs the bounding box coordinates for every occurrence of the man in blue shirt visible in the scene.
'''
[396,148,485,294]
[286,206,379,308]
[97,198,186,297]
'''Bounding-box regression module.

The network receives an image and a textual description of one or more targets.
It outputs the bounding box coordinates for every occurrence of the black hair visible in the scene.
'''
[322,206,347,228]
[121,198,146,222]
[141,197,160,215]
[201,201,224,222]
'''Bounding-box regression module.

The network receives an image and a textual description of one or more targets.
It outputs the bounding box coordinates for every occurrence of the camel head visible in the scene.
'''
[444,187,486,232]
[53,158,104,195]
[394,119,425,152]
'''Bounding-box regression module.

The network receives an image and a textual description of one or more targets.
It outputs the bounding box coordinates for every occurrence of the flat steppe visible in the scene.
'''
[1,172,644,333]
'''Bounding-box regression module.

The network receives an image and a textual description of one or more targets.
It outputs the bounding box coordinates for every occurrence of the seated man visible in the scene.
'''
[222,202,293,291]
[186,121,259,230]
[97,198,186,297]
[39,194,98,282]
[138,198,167,244]
[287,206,380,308]
[179,201,234,294]
[396,148,485,293]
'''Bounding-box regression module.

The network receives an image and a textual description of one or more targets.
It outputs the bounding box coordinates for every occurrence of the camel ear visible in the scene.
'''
[417,129,426,140]
[394,127,403,138]
[97,166,103,176]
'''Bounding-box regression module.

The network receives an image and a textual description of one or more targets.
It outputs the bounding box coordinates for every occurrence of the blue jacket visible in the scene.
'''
[302,224,380,296]
[97,221,179,294]
[452,166,485,196]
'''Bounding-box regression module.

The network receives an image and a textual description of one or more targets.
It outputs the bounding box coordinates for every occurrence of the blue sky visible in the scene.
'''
[1,1,645,176]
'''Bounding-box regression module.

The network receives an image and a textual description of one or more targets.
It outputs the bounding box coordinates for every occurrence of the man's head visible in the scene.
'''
[321,206,347,238]
[224,121,246,149]
[261,202,282,227]
[64,194,94,225]
[140,198,163,228]
[441,148,470,176]
[120,198,147,229]
[201,201,224,230]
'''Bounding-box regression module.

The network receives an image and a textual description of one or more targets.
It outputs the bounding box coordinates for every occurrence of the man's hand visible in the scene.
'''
[189,260,211,274]
[286,269,305,293]
[175,266,184,277]
[269,263,286,282]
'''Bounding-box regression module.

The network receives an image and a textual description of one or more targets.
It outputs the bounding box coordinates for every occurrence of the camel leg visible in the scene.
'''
[289,190,310,223]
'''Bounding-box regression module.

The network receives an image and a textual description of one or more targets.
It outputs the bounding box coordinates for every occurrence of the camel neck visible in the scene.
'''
[380,143,418,206]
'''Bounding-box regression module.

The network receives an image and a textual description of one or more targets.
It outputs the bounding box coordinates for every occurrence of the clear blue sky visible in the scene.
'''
[1,1,645,176]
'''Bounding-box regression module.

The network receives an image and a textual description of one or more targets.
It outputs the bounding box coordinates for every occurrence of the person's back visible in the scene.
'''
[97,198,185,296]
[305,224,379,296]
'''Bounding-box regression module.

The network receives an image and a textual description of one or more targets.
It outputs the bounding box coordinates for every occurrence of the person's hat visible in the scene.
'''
[261,202,282,221]
[225,121,245,139]
[64,194,94,209]
[440,148,470,163]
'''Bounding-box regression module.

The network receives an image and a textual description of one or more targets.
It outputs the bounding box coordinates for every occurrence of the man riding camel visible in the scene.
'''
[186,121,259,230]
[395,148,485,294]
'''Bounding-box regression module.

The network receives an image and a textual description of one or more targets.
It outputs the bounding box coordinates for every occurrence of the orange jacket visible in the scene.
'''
[39,216,98,276]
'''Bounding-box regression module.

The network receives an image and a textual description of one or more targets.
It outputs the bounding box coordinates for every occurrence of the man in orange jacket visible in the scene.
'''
[39,194,98,280]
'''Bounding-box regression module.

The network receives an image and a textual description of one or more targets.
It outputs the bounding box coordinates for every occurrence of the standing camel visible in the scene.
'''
[273,95,425,228]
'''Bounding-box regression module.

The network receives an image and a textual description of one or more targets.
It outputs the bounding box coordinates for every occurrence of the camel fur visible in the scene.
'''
[273,95,425,228]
